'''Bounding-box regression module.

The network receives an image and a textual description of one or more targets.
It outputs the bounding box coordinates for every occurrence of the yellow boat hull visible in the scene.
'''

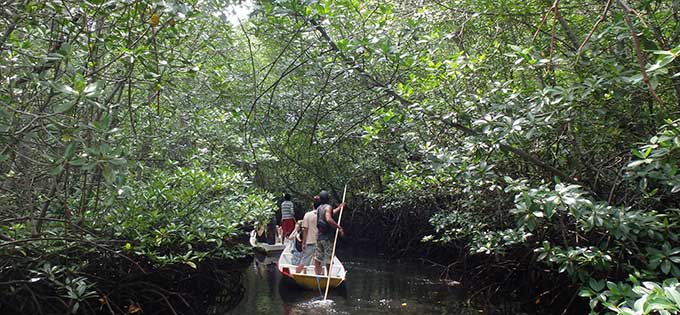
[277,243,346,291]
[281,270,344,290]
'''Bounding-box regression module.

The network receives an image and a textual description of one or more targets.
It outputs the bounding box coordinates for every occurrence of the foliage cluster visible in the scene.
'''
[237,0,680,313]
[0,0,273,312]
[3,0,680,313]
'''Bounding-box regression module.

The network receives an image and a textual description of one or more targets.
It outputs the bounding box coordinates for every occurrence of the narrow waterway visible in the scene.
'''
[224,249,534,315]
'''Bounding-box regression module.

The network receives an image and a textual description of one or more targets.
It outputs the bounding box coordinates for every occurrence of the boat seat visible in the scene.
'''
[290,266,342,277]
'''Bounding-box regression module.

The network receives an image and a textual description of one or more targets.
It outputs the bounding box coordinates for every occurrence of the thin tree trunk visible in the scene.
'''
[34,174,63,236]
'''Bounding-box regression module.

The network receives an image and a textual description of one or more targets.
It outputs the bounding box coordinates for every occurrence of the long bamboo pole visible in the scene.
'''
[323,184,347,301]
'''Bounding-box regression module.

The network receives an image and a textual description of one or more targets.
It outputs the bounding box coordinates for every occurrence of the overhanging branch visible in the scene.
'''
[305,16,575,184]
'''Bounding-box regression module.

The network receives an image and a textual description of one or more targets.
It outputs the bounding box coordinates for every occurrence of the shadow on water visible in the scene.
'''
[220,249,538,315]
[0,249,541,314]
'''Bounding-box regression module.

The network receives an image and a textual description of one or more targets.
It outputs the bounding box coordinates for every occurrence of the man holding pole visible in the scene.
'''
[313,190,344,276]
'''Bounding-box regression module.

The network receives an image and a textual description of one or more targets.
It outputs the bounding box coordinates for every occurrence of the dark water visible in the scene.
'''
[224,249,532,315]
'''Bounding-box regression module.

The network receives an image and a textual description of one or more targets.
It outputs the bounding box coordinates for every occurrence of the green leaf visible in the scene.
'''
[69,158,88,166]
[49,164,64,175]
[648,298,678,311]
[664,287,680,306]
[64,142,76,159]
[57,84,79,96]
[661,260,671,274]
[590,278,605,291]
[579,288,594,297]
[103,167,114,184]
[54,101,76,113]
[632,150,645,159]
[627,159,652,168]
[83,81,103,97]
[109,158,127,166]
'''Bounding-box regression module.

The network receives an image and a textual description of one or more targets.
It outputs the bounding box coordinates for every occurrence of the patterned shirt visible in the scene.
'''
[281,200,295,219]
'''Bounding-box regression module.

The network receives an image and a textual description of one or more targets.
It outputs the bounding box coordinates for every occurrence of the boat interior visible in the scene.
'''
[278,245,345,278]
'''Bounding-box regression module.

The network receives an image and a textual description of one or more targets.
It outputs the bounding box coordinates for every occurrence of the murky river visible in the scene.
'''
[223,249,534,315]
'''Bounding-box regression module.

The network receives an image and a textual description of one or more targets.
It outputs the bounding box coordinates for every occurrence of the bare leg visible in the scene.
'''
[314,259,323,275]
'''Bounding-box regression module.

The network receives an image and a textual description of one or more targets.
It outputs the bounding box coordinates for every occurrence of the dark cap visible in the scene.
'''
[319,190,330,203]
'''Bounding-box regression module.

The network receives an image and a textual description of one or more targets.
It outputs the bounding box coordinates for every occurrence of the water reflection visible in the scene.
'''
[223,250,532,315]
[279,281,349,315]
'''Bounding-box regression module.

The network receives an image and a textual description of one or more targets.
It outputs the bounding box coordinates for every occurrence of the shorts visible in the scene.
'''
[299,244,316,265]
[291,247,302,265]
[281,218,295,237]
[313,239,333,265]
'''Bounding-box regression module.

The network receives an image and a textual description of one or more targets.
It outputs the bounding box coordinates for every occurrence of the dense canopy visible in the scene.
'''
[2,0,680,313]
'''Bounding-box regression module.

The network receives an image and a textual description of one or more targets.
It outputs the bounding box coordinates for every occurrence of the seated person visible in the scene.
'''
[289,220,304,265]
[254,222,267,243]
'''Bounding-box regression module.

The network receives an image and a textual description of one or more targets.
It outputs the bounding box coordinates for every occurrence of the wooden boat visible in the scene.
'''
[277,242,346,290]
[250,230,285,255]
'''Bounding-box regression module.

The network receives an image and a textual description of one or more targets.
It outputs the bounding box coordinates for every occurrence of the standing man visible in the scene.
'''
[313,191,345,276]
[280,193,295,239]
[296,195,321,273]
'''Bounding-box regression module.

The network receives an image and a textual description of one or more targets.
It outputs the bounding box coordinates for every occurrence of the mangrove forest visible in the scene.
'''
[2,0,680,314]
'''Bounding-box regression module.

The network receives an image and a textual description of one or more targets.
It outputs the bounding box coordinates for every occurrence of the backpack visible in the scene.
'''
[317,205,330,233]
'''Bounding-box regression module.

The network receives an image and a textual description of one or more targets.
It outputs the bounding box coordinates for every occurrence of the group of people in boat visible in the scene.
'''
[254,190,344,276]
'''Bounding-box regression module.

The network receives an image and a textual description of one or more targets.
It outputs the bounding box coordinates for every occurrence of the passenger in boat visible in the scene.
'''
[289,220,304,265]
[254,221,267,243]
[266,212,277,245]
[281,193,295,239]
[313,191,345,276]
[275,225,283,244]
[295,195,321,273]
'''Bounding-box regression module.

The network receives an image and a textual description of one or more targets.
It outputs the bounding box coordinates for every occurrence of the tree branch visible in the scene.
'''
[305,16,576,183]
[617,0,661,103]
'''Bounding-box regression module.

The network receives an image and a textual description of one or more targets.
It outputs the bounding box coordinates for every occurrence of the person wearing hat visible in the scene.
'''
[313,191,345,276]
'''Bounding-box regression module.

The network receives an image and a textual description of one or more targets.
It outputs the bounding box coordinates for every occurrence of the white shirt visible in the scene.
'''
[302,210,318,245]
